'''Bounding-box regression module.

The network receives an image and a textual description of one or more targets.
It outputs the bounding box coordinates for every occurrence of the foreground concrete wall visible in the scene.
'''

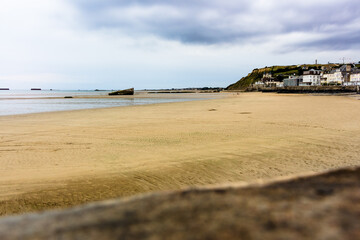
[0,166,359,240]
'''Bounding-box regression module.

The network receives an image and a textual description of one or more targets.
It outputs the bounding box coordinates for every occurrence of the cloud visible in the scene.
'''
[70,0,360,50]
[1,0,360,90]
[73,1,254,44]
[289,16,360,51]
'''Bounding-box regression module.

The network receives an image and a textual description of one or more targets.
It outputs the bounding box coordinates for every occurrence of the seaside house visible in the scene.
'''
[275,81,284,87]
[320,73,330,85]
[253,81,265,86]
[323,70,340,84]
[262,72,274,85]
[322,64,354,85]
[333,69,343,83]
[263,73,285,87]
[350,71,360,86]
[254,72,282,87]
[283,75,302,87]
[262,73,273,79]
[263,80,283,87]
[301,69,321,86]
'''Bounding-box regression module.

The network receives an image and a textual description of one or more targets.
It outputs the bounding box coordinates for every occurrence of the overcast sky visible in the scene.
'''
[0,0,359,90]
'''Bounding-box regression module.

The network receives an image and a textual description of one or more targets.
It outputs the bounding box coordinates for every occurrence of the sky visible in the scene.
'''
[0,0,360,90]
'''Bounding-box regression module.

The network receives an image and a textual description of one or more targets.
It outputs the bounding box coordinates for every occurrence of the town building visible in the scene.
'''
[301,69,321,86]
[320,64,355,85]
[254,63,360,88]
[349,71,360,86]
[283,75,302,87]
[262,73,273,79]
[253,72,283,87]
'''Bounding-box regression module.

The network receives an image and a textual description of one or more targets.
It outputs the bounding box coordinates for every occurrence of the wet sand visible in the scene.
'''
[1,92,360,216]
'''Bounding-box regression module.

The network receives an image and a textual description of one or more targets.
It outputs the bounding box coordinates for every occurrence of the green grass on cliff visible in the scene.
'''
[226,69,264,90]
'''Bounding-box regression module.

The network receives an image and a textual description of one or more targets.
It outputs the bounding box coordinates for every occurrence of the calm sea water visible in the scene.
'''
[0,90,196,116]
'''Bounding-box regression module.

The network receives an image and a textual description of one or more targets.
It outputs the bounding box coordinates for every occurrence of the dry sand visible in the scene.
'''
[1,92,360,216]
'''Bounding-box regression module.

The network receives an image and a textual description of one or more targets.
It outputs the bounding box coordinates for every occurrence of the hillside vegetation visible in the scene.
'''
[226,64,339,90]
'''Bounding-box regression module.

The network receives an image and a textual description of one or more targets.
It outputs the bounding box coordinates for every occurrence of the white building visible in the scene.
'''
[322,65,353,85]
[322,71,341,85]
[333,70,344,83]
[253,81,264,86]
[350,72,360,85]
[321,73,330,85]
[255,72,284,87]
[264,80,283,87]
[301,69,321,86]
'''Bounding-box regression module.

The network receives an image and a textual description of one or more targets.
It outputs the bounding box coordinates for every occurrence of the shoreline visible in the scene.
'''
[1,92,360,216]
[1,91,358,118]
[0,91,231,100]
[0,92,232,117]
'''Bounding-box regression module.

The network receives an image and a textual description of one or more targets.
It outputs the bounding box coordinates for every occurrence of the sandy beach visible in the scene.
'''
[1,92,360,216]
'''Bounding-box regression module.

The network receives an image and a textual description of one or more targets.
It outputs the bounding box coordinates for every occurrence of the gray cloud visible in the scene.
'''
[71,0,360,49]
[294,31,360,51]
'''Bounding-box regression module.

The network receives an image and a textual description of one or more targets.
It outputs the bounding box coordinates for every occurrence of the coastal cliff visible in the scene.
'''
[226,65,302,90]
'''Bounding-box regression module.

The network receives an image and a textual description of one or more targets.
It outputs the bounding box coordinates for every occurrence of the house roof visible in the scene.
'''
[303,69,321,75]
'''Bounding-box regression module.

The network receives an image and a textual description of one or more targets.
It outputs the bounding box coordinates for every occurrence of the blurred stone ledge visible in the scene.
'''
[0,166,359,240]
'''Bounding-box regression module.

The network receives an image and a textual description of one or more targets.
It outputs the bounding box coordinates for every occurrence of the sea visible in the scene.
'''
[0,90,196,116]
